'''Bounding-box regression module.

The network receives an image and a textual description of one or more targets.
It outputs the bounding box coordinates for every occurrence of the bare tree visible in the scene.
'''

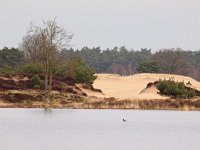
[153,48,190,75]
[21,18,73,106]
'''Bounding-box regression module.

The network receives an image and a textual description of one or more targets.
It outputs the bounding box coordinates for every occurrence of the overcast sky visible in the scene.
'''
[0,0,200,51]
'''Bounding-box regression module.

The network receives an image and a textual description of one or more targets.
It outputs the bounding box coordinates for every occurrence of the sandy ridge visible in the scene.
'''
[87,73,200,100]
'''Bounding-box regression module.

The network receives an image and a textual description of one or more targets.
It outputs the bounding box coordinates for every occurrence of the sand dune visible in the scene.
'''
[90,73,200,100]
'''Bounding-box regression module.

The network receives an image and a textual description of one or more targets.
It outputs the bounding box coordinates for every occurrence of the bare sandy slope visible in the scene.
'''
[88,73,200,100]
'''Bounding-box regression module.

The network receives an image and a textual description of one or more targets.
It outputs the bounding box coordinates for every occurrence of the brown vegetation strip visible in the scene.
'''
[80,99,200,111]
[1,98,200,111]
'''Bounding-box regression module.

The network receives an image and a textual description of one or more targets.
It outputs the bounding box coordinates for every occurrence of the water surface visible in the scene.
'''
[0,109,199,150]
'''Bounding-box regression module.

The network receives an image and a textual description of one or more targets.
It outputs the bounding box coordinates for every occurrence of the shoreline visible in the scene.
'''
[1,98,200,111]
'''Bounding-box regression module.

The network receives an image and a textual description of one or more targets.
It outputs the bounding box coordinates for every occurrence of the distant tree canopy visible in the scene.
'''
[0,47,24,73]
[153,48,190,75]
[75,47,152,75]
[55,47,200,81]
[1,46,200,81]
[137,60,159,73]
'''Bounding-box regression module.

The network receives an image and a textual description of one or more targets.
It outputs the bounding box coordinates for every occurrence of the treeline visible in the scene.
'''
[1,46,200,81]
[0,47,96,84]
[1,46,200,79]
[59,47,200,81]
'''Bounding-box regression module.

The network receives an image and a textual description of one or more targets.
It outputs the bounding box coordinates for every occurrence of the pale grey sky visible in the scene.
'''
[0,0,200,51]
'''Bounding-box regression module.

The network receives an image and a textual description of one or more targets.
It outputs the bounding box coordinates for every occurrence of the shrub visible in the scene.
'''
[57,57,97,84]
[75,65,97,84]
[23,63,43,74]
[156,79,196,98]
[31,74,41,89]
[0,65,14,74]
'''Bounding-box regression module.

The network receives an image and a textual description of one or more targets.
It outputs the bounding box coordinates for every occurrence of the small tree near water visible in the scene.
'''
[21,18,73,105]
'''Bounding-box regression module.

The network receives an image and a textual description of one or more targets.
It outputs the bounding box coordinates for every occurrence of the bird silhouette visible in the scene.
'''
[123,119,127,122]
